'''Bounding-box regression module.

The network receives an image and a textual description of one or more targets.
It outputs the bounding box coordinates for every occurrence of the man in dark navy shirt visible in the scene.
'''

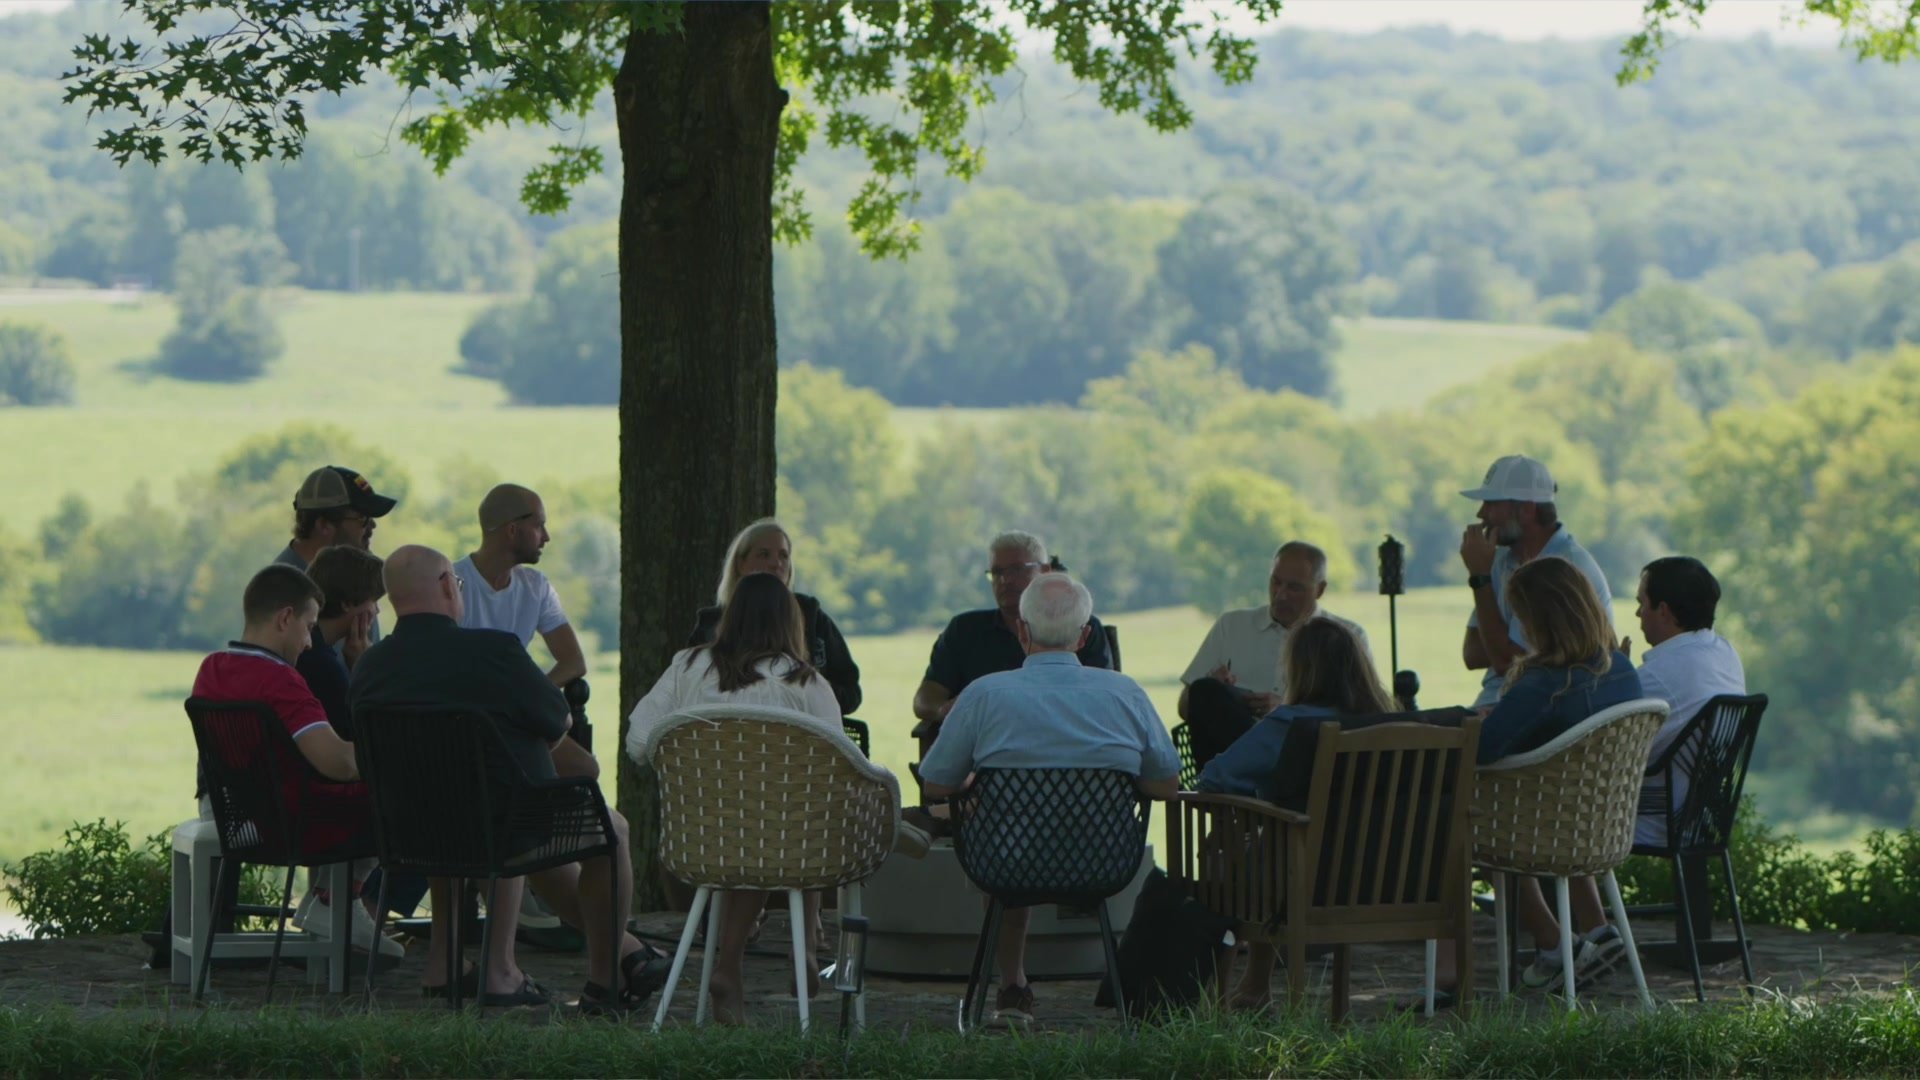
[910,531,1112,757]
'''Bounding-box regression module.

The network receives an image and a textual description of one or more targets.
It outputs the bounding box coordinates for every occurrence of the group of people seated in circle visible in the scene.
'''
[191,450,1745,1025]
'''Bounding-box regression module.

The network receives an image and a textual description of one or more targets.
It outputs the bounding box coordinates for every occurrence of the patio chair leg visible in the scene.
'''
[1554,876,1576,1010]
[1096,901,1127,1024]
[843,883,866,1032]
[265,863,297,1003]
[653,884,710,1031]
[1601,870,1653,1011]
[1424,940,1437,1018]
[447,877,465,1012]
[958,899,996,1034]
[1721,850,1757,992]
[1493,872,1510,996]
[365,873,392,1010]
[195,855,235,1003]
[1671,856,1706,1002]
[695,891,723,1026]
[788,888,811,1034]
[474,875,497,1016]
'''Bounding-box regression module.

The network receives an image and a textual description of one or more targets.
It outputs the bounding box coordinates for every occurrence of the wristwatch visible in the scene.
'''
[1468,573,1493,591]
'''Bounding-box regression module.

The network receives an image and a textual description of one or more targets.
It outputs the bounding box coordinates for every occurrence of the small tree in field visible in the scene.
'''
[0,322,76,406]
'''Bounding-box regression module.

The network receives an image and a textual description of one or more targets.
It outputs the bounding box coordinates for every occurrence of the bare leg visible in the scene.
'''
[1516,877,1563,949]
[480,876,529,995]
[1230,942,1277,1009]
[997,906,1032,991]
[526,810,643,991]
[1571,875,1608,932]
[707,888,767,1025]
[421,877,455,988]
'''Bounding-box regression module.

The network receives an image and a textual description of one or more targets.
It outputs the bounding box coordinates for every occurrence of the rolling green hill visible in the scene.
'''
[2,289,1582,525]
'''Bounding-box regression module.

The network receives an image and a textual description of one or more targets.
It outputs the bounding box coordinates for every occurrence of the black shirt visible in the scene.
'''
[347,613,569,783]
[689,591,863,715]
[296,624,354,739]
[922,608,1114,697]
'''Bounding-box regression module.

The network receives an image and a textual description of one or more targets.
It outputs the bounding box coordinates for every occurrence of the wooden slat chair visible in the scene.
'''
[1473,699,1667,1011]
[1166,716,1481,1021]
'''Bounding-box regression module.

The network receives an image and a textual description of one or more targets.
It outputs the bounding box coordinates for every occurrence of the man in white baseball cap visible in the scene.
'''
[1458,454,1613,707]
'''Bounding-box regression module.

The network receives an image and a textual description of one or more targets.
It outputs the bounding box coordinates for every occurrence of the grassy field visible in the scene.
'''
[1,586,1637,866]
[1,289,1580,525]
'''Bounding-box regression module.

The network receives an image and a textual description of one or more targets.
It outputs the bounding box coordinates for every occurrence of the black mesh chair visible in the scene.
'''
[842,718,872,756]
[948,767,1150,1030]
[184,697,377,1003]
[351,704,622,1010]
[1632,692,1767,1001]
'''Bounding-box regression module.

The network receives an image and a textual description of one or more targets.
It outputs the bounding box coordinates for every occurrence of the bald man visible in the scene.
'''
[449,484,586,687]
[348,545,666,1013]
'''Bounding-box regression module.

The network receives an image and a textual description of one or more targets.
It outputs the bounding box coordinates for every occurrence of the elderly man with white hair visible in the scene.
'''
[920,572,1180,1027]
[911,530,1114,758]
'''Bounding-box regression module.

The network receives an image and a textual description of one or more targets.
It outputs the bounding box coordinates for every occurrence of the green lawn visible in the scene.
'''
[1333,317,1583,417]
[0,586,1636,867]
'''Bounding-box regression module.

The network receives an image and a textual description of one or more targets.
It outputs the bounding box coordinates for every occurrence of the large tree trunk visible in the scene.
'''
[613,1,783,909]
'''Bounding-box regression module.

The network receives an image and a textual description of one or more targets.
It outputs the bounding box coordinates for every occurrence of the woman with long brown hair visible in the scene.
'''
[625,572,842,1023]
[1479,555,1640,763]
[1195,615,1393,1009]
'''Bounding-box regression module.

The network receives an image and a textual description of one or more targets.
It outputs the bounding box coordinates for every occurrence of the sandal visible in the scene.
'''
[623,945,671,1001]
[479,975,551,1008]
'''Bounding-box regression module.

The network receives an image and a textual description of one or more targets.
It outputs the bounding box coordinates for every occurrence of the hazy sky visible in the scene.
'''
[0,0,1848,45]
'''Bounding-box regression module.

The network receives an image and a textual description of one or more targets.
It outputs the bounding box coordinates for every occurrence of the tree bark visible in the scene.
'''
[613,1,783,909]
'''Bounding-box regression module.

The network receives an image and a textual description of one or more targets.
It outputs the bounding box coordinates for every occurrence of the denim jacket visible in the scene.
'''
[1478,650,1641,764]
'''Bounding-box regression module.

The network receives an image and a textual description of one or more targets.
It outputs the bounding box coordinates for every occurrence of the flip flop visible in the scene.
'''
[480,976,550,1008]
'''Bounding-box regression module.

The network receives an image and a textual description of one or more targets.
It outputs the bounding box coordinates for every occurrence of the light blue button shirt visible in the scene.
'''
[1467,527,1611,707]
[919,652,1181,787]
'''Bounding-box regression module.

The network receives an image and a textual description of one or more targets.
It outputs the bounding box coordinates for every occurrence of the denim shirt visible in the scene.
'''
[1194,703,1340,804]
[1478,650,1641,764]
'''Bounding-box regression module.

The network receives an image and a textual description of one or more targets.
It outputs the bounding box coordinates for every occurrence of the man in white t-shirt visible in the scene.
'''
[451,484,587,688]
[1459,454,1613,707]
[1178,541,1371,770]
[1633,556,1746,846]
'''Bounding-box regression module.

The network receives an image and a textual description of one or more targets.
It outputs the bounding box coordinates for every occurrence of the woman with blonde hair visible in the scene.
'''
[1478,555,1640,764]
[1196,616,1393,1009]
[1469,554,1642,997]
[688,518,862,715]
[627,572,844,1024]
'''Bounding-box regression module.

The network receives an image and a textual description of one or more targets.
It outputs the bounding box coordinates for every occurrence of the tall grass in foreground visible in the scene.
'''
[2,995,1917,1078]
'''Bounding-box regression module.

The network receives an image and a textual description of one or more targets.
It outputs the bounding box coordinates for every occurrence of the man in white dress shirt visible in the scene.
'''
[1178,541,1371,770]
[1633,556,1746,845]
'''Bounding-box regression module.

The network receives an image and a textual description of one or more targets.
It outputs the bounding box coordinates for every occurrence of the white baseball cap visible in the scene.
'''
[1461,455,1557,503]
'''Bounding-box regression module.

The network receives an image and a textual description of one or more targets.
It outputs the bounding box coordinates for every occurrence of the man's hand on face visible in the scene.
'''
[342,609,374,667]
[1459,523,1498,576]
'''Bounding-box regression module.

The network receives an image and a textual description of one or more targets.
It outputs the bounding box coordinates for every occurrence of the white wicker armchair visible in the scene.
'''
[1473,698,1669,1009]
[644,704,902,1032]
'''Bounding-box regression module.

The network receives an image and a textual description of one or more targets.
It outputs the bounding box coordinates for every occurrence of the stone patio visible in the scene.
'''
[2,907,1914,1030]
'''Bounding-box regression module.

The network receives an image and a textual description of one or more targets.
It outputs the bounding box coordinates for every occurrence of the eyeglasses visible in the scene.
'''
[440,570,464,591]
[334,513,371,527]
[984,562,1045,582]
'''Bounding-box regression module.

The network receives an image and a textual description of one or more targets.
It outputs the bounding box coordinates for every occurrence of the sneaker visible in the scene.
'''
[1573,927,1626,987]
[294,891,405,959]
[1520,948,1565,989]
[993,983,1035,1026]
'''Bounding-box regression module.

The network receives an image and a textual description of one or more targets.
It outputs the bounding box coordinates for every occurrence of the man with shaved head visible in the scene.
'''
[349,545,666,1014]
[449,484,586,688]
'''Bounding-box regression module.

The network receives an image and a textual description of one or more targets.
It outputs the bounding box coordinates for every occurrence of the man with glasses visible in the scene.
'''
[1177,540,1370,770]
[911,530,1113,759]
[449,484,587,689]
[277,465,398,644]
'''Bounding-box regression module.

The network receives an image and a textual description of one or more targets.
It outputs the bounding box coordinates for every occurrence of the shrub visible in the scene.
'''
[2,820,169,939]
[158,289,284,381]
[0,322,76,406]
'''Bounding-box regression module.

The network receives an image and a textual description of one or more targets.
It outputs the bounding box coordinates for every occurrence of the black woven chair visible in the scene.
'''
[184,697,376,1003]
[351,704,622,1011]
[1632,692,1767,1001]
[948,767,1150,1030]
[842,717,872,756]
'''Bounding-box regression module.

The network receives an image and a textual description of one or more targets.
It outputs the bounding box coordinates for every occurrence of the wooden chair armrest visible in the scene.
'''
[1172,790,1310,826]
